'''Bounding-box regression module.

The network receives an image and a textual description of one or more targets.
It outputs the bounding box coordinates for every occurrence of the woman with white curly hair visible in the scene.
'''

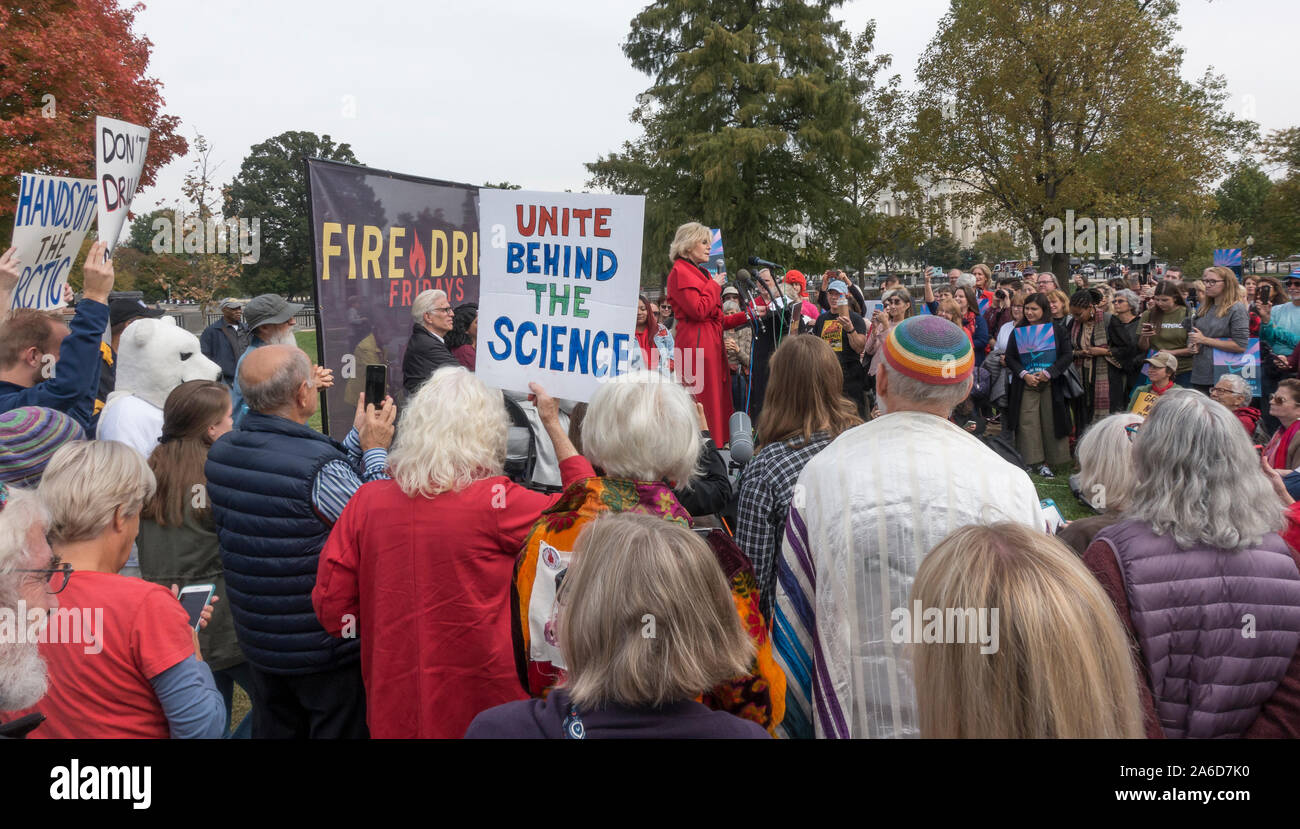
[1083,389,1300,738]
[313,367,594,739]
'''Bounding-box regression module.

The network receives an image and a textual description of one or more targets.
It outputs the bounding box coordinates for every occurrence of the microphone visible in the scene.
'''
[748,256,782,271]
[728,411,754,464]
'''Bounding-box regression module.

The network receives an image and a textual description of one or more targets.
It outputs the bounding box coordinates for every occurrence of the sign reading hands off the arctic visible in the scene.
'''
[96,116,150,254]
[476,189,645,402]
[10,173,97,309]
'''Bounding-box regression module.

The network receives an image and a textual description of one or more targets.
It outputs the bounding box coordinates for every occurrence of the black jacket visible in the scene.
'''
[674,434,732,518]
[401,325,458,396]
[1004,320,1075,440]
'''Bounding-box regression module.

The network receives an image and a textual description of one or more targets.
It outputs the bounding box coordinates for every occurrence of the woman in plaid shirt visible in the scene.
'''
[735,335,862,623]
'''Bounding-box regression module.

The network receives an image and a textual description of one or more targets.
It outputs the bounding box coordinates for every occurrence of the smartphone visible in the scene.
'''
[178,584,216,631]
[1040,499,1067,534]
[1260,284,1272,304]
[364,364,387,409]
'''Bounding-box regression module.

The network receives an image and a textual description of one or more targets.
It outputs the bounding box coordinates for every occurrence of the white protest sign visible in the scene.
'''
[9,173,98,309]
[95,115,150,253]
[476,189,645,402]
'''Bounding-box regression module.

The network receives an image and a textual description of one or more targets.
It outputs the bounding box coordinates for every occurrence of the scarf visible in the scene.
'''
[1072,316,1110,412]
[1267,420,1300,470]
[513,475,785,734]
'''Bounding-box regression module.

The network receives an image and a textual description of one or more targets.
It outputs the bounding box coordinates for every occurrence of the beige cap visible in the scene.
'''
[1145,350,1178,374]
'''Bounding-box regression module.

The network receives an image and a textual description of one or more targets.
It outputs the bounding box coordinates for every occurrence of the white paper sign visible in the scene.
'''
[9,173,98,309]
[95,116,150,253]
[476,189,645,402]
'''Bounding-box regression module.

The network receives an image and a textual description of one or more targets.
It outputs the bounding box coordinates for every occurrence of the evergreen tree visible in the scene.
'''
[224,131,360,298]
[587,0,876,282]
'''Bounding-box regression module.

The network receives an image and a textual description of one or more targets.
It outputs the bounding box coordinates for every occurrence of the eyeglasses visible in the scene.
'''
[1202,280,1223,286]
[1270,395,1294,405]
[883,298,905,306]
[1125,422,1142,441]
[433,306,453,314]
[13,561,73,595]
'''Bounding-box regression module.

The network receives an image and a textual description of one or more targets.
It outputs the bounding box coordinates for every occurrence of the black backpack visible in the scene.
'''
[980,431,1024,468]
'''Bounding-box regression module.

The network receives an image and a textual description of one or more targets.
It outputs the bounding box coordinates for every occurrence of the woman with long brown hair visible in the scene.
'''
[736,335,862,622]
[136,379,251,738]
[1137,280,1193,386]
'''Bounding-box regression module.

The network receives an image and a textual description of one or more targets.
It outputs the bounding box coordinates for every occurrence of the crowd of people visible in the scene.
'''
[1,226,1299,741]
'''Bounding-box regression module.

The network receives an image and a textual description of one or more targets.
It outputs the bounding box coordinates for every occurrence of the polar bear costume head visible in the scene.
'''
[106,317,223,410]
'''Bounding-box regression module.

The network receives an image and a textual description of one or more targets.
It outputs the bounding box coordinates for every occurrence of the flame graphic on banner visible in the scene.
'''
[409,229,426,278]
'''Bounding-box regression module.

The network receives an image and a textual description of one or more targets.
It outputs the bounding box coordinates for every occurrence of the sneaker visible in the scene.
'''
[1037,464,1055,478]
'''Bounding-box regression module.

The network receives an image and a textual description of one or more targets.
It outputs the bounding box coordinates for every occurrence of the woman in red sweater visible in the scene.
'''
[666,222,750,444]
[313,367,594,739]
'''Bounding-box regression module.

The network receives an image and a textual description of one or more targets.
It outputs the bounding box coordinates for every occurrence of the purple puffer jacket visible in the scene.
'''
[1094,519,1300,739]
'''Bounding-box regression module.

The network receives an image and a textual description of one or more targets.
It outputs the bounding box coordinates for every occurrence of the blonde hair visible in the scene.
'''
[1075,413,1143,512]
[39,441,156,544]
[1198,267,1245,318]
[559,513,754,708]
[669,222,711,262]
[387,366,508,497]
[911,523,1145,738]
[583,370,700,486]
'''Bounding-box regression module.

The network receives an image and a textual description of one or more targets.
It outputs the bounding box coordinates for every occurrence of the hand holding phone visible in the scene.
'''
[365,365,387,411]
[176,584,217,631]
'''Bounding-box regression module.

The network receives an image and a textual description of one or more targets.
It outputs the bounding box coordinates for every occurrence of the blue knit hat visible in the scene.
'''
[0,407,85,487]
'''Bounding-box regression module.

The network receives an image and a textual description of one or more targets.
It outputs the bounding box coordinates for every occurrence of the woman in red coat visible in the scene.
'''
[313,368,594,739]
[666,222,750,444]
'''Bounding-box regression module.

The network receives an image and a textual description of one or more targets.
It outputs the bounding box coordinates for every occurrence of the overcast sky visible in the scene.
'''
[132,0,1299,214]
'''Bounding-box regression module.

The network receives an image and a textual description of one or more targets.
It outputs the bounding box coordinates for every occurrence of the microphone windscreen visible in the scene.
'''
[728,411,754,464]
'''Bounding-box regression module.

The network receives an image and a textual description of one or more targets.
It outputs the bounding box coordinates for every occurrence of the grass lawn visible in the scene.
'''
[1028,461,1094,521]
[294,329,323,433]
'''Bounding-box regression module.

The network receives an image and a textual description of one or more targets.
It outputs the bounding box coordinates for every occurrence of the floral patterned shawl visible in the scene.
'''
[511,475,786,734]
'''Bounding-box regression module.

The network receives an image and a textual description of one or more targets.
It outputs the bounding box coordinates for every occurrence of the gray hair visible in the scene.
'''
[668,222,711,262]
[1112,289,1140,311]
[412,289,446,322]
[955,274,976,290]
[559,513,754,709]
[241,348,313,414]
[1076,414,1143,512]
[881,362,972,414]
[583,370,700,487]
[0,488,52,711]
[0,488,50,576]
[1215,373,1250,400]
[39,441,157,544]
[1129,389,1284,550]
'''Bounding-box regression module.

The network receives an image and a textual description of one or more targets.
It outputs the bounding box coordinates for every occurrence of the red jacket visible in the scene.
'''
[313,455,595,739]
[666,257,748,443]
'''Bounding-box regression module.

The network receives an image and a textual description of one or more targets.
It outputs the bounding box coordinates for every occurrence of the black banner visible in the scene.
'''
[307,158,480,437]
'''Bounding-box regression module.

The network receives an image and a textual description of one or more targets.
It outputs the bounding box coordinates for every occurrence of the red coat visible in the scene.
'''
[667,257,748,444]
[312,455,595,739]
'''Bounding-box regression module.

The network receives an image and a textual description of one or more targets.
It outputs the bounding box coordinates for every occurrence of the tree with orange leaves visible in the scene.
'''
[0,0,186,246]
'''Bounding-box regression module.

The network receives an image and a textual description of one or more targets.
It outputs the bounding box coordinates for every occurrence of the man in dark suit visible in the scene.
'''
[401,289,457,395]
[199,298,249,387]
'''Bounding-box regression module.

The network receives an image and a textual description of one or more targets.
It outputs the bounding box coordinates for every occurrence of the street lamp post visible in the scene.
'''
[1246,235,1255,275]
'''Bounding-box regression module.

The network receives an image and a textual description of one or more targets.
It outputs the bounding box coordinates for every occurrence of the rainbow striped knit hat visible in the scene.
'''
[0,407,85,488]
[883,315,974,386]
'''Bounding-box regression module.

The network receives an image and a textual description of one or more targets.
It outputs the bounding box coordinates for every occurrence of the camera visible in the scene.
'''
[995,289,1007,300]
